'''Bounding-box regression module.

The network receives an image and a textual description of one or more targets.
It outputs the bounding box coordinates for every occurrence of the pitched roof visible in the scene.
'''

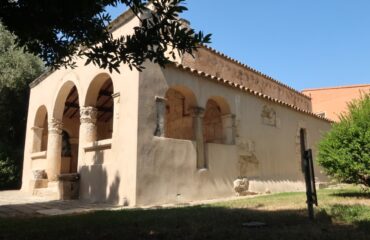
[173,63,333,123]
[199,44,311,100]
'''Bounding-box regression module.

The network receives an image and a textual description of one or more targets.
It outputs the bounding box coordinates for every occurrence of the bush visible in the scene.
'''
[318,93,370,187]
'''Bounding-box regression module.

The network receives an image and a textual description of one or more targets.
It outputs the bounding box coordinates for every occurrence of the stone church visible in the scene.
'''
[21,10,332,206]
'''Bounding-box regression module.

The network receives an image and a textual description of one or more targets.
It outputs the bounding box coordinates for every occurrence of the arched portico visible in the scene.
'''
[47,81,81,181]
[81,73,115,143]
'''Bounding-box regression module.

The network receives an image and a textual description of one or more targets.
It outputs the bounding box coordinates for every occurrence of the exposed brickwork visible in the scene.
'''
[165,89,194,140]
[203,100,223,143]
[181,47,312,111]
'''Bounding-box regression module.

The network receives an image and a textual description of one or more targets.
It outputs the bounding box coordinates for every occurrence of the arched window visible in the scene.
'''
[164,86,197,140]
[203,97,234,144]
[85,74,114,141]
[203,99,223,143]
[32,106,48,152]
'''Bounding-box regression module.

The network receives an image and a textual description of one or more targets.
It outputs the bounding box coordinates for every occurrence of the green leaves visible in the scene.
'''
[0,0,212,73]
[0,23,44,190]
[318,93,370,187]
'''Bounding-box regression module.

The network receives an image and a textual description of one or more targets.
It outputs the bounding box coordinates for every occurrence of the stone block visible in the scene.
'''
[233,178,249,196]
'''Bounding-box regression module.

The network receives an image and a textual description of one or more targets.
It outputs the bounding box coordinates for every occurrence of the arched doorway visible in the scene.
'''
[60,85,80,174]
[48,82,81,181]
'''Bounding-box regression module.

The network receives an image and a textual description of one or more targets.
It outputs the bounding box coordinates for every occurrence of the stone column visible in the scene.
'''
[78,106,98,167]
[192,107,206,169]
[46,118,63,181]
[80,106,98,143]
[31,126,44,152]
[222,114,236,144]
[154,96,167,137]
[112,92,120,139]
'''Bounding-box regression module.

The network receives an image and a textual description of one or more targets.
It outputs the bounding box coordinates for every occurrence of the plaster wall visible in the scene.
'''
[136,63,331,206]
[22,15,141,206]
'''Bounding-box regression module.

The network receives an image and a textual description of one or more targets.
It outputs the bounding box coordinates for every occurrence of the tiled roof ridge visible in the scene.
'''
[198,44,311,100]
[173,63,333,123]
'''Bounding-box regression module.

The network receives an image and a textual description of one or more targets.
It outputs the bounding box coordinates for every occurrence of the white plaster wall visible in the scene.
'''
[135,63,331,205]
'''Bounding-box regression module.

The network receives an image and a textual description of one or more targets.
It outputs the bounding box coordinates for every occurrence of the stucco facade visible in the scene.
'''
[21,11,331,206]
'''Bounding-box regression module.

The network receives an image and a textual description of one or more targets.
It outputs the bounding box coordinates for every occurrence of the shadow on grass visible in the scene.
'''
[0,204,369,240]
[331,191,370,199]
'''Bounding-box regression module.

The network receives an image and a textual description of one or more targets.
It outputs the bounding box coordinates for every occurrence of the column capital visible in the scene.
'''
[155,96,167,103]
[48,118,63,135]
[191,107,205,117]
[80,106,98,124]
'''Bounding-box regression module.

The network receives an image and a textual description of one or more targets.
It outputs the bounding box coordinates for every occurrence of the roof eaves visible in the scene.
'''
[199,44,311,100]
[173,63,333,123]
[29,69,54,88]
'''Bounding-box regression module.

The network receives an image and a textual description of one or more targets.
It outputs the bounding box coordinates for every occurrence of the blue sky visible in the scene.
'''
[107,1,370,91]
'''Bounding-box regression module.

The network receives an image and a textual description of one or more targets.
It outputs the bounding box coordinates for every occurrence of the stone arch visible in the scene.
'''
[164,85,198,140]
[52,80,82,121]
[203,97,232,143]
[84,73,114,107]
[32,105,48,152]
[48,80,81,178]
[84,73,115,140]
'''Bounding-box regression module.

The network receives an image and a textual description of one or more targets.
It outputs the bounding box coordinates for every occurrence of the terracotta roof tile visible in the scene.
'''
[173,63,333,123]
[199,44,311,100]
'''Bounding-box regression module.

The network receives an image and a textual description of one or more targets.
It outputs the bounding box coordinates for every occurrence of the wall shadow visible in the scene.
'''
[0,204,369,240]
[79,146,120,204]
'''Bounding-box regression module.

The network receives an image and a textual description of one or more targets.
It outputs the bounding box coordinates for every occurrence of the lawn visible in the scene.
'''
[0,186,369,240]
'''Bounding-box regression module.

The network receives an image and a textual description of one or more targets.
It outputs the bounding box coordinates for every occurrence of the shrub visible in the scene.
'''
[318,93,370,187]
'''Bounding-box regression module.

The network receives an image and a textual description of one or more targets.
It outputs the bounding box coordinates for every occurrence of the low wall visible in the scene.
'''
[136,138,238,205]
[79,139,120,203]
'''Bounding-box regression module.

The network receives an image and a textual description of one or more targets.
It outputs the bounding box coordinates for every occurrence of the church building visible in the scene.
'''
[21,10,332,206]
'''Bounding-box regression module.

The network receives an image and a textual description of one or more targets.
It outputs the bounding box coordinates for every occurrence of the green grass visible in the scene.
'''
[0,186,369,240]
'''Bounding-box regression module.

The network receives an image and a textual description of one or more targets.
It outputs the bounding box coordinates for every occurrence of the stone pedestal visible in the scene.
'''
[58,173,80,200]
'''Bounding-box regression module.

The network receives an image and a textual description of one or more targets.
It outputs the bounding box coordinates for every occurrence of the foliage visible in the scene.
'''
[318,93,370,187]
[0,23,44,190]
[0,0,211,72]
